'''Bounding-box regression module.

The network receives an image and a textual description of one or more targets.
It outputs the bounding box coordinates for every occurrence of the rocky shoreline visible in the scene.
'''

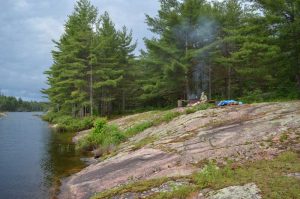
[0,112,6,118]
[59,101,300,199]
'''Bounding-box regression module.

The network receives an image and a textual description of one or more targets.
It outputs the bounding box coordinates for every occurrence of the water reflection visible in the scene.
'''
[41,126,86,198]
[0,113,85,199]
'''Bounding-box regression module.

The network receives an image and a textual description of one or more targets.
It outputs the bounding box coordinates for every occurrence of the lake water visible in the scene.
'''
[0,112,85,199]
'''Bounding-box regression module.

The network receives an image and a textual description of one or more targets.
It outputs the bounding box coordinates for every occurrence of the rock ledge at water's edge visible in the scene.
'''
[59,101,300,199]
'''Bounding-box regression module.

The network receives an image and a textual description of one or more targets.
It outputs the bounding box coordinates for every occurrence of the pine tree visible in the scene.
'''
[213,0,281,98]
[44,0,97,116]
[141,0,218,105]
[114,26,137,112]
[254,0,300,94]
[90,12,136,115]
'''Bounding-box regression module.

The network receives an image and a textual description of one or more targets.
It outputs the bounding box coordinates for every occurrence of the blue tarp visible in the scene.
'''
[217,100,243,106]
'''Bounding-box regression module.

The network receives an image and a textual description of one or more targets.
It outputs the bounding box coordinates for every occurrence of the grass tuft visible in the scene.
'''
[132,136,158,150]
[280,133,289,142]
[150,185,196,199]
[91,178,171,199]
[185,103,214,114]
[124,121,153,137]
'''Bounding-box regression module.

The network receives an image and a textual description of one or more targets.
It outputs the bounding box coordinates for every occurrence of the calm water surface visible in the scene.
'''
[0,112,85,199]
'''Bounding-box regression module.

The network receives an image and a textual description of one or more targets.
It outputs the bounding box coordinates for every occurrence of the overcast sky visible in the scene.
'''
[0,0,160,101]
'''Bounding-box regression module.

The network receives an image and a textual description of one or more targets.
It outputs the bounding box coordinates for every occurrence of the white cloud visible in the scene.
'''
[26,17,63,41]
[13,0,30,11]
[0,0,160,100]
[91,0,160,52]
[25,16,64,54]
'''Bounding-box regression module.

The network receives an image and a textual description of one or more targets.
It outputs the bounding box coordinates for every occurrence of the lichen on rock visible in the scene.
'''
[205,183,261,199]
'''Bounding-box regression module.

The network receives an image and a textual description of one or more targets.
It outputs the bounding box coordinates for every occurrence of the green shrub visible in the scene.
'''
[194,161,234,188]
[81,117,95,129]
[93,118,108,131]
[77,118,126,154]
[242,89,264,103]
[42,112,95,132]
[78,111,183,154]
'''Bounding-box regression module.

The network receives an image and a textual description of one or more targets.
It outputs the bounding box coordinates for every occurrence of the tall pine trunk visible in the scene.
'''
[90,64,93,116]
[208,63,212,100]
[228,65,231,99]
[122,89,125,112]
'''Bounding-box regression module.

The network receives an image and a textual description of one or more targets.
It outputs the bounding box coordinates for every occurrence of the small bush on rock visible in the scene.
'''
[77,118,126,155]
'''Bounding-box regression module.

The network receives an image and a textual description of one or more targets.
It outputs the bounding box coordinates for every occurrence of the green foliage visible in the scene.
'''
[152,111,181,126]
[279,133,288,143]
[54,116,94,132]
[76,109,183,154]
[241,88,300,103]
[91,178,172,199]
[151,185,195,199]
[241,89,264,103]
[185,103,214,114]
[160,111,181,123]
[124,121,153,137]
[140,0,300,106]
[43,0,98,117]
[152,152,300,198]
[0,94,48,112]
[44,0,300,120]
[192,151,300,198]
[124,111,181,138]
[77,118,125,152]
[43,112,95,132]
[44,0,136,117]
[93,118,108,130]
[194,161,234,187]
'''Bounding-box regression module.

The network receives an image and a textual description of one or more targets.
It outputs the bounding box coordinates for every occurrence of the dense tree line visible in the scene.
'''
[44,0,300,117]
[0,94,47,112]
[43,0,136,117]
[141,0,300,106]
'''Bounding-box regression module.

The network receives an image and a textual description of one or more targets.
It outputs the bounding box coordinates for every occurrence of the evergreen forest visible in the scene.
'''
[0,93,47,112]
[43,0,300,118]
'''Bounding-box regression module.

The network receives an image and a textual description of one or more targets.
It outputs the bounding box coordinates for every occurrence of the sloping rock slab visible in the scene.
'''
[206,183,261,199]
[60,101,300,199]
[59,148,180,199]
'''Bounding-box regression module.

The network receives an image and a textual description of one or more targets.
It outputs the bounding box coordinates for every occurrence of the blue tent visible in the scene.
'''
[217,100,243,106]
